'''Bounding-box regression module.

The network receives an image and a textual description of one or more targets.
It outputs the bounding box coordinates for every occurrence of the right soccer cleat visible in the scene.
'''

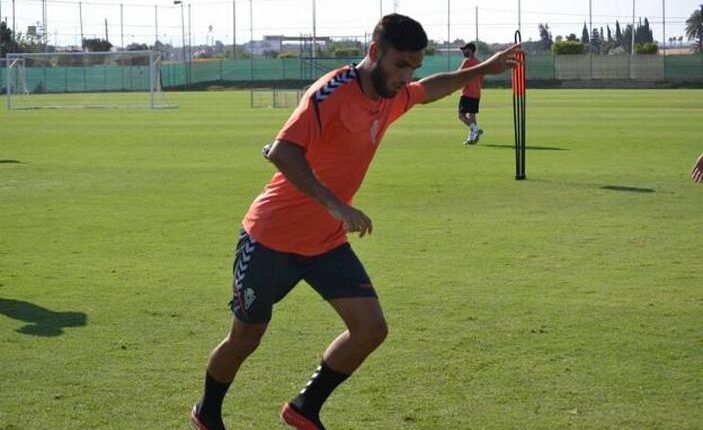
[280,403,325,430]
[190,405,208,430]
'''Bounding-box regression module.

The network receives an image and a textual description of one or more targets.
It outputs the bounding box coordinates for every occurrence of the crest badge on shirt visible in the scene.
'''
[370,119,380,145]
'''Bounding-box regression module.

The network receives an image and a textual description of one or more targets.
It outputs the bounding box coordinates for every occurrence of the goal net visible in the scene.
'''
[5,50,174,109]
[250,87,304,109]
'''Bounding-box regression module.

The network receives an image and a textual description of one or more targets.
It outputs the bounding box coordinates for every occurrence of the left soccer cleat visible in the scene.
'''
[473,128,484,144]
[280,403,326,430]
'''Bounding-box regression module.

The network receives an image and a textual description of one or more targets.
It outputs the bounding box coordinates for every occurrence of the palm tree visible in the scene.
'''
[685,6,703,52]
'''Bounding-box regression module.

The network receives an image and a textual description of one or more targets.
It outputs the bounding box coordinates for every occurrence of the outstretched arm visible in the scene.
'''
[692,153,703,183]
[419,44,521,104]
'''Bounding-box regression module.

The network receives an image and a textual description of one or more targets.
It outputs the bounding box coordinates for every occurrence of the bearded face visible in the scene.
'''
[369,47,424,99]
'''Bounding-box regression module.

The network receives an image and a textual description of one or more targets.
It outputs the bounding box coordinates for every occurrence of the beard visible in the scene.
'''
[370,57,397,99]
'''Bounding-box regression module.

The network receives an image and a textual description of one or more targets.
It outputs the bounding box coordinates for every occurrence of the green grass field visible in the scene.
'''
[1,89,702,429]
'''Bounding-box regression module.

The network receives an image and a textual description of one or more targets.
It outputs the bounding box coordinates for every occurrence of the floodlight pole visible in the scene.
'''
[155,5,158,45]
[42,0,47,53]
[447,0,450,71]
[475,6,478,44]
[232,0,237,59]
[517,0,521,33]
[79,2,84,49]
[120,4,124,49]
[174,1,186,86]
[188,3,192,85]
[662,0,665,57]
[249,0,253,84]
[312,0,317,77]
[631,0,635,55]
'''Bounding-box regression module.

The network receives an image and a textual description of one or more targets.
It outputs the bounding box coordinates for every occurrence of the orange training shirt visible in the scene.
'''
[242,65,427,256]
[460,57,483,98]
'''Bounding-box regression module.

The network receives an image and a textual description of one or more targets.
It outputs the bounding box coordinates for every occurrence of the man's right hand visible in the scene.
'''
[328,203,373,237]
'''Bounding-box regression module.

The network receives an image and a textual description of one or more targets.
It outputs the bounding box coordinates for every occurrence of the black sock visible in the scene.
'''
[291,360,350,422]
[198,371,231,429]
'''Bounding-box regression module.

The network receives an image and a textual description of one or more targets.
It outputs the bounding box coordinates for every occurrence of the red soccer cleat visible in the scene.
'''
[280,403,324,430]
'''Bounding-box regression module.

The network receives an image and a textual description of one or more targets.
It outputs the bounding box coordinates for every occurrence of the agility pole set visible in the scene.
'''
[512,31,527,181]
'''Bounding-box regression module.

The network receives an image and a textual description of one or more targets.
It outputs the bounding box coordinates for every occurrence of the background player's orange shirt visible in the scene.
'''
[460,57,483,98]
[243,66,427,256]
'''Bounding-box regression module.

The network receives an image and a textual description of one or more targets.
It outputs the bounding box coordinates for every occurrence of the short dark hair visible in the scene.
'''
[372,14,428,52]
[461,42,476,53]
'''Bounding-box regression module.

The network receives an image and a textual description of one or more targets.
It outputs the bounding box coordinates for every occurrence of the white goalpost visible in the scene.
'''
[5,50,175,109]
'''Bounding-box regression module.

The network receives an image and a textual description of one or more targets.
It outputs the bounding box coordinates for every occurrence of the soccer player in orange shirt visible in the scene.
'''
[458,42,485,145]
[190,14,520,430]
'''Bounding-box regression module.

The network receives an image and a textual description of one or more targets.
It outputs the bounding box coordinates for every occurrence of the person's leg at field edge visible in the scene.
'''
[284,297,387,429]
[192,318,268,430]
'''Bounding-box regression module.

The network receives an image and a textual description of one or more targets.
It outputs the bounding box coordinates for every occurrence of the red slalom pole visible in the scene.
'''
[512,30,526,180]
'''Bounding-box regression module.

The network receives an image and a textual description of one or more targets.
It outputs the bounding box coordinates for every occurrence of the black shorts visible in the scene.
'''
[459,96,480,114]
[229,229,376,324]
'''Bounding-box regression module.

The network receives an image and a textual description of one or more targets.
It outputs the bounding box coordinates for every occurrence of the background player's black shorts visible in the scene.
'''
[459,96,480,114]
[229,228,376,324]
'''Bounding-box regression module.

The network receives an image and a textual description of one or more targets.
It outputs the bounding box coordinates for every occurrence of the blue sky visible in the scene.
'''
[1,0,699,48]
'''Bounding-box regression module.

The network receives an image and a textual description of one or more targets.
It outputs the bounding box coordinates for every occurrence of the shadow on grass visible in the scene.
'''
[0,298,87,336]
[0,160,24,164]
[480,144,569,151]
[601,185,655,193]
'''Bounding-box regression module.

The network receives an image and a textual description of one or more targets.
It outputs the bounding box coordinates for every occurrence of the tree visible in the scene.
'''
[685,6,703,52]
[582,23,590,44]
[126,43,148,51]
[590,28,602,53]
[607,25,613,44]
[621,24,634,53]
[635,17,654,45]
[615,21,623,46]
[1,21,20,57]
[82,38,112,52]
[635,42,658,54]
[538,23,553,51]
[566,33,579,42]
[552,40,584,55]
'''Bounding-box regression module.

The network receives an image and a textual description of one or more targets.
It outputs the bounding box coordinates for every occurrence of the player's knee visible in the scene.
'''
[352,320,388,350]
[223,336,261,360]
[224,326,265,356]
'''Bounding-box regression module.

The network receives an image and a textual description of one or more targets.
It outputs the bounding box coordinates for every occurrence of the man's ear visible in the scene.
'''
[369,42,379,63]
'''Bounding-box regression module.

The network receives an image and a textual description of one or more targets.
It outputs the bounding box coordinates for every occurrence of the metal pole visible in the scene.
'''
[475,6,478,43]
[176,2,185,84]
[155,5,158,45]
[104,18,108,41]
[662,0,665,57]
[447,0,450,71]
[380,0,382,19]
[589,0,592,54]
[120,4,124,49]
[518,0,521,34]
[249,0,253,83]
[631,0,635,55]
[232,0,237,59]
[188,3,191,85]
[12,0,16,41]
[589,0,592,79]
[79,1,84,49]
[312,0,316,76]
[42,0,47,52]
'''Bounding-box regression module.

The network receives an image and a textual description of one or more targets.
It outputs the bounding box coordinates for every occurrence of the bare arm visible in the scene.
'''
[420,44,521,103]
[266,139,373,236]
